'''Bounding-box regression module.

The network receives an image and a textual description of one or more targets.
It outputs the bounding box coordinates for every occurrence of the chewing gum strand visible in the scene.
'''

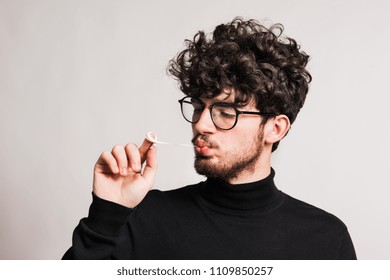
[146,132,193,148]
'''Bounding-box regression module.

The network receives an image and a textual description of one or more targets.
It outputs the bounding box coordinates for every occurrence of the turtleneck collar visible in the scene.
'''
[200,168,282,212]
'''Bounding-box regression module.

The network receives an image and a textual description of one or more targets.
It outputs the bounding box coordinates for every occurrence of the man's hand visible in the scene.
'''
[92,136,157,208]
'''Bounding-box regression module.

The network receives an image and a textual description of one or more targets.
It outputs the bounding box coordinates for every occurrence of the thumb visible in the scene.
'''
[139,132,156,163]
[142,145,158,186]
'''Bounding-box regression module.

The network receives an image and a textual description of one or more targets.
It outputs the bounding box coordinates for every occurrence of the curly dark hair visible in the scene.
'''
[168,17,312,152]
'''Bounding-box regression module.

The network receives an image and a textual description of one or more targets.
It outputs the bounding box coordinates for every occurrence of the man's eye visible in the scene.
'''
[220,110,236,118]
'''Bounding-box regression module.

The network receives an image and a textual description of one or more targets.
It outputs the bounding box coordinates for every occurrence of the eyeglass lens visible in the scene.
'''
[180,97,238,130]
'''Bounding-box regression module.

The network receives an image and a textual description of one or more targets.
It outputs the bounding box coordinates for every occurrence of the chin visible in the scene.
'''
[195,154,211,160]
[194,157,225,178]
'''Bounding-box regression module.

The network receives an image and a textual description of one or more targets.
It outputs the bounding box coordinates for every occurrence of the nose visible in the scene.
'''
[192,107,217,134]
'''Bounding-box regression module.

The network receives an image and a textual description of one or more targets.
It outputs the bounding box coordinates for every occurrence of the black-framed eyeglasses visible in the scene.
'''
[178,96,279,130]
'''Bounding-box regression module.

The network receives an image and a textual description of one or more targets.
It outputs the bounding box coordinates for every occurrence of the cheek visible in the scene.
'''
[218,130,249,151]
[225,125,262,149]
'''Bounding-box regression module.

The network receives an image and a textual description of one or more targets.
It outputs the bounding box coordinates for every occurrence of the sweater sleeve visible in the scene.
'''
[62,193,134,260]
[338,230,357,260]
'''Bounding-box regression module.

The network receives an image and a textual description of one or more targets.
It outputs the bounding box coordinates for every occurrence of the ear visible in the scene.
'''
[264,115,291,145]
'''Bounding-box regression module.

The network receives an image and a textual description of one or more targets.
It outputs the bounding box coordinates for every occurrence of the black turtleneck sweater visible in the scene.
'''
[63,169,356,259]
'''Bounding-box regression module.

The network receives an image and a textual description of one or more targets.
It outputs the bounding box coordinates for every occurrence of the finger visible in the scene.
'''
[139,132,156,163]
[111,145,129,176]
[142,145,158,186]
[96,151,119,174]
[124,143,141,173]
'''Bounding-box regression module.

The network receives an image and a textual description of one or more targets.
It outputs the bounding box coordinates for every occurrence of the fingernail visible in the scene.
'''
[114,166,119,174]
[122,168,127,175]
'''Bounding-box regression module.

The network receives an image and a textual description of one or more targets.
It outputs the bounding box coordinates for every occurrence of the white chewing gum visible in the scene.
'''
[146,132,158,143]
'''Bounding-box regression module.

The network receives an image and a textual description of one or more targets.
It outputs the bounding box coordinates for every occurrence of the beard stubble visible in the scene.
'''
[194,129,264,181]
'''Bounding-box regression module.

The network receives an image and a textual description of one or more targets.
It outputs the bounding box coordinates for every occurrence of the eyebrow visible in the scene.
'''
[198,97,237,105]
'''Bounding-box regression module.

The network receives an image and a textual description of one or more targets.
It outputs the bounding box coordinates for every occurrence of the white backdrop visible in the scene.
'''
[0,0,389,259]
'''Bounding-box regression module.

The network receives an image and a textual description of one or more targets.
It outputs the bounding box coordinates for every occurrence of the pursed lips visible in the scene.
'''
[193,138,212,156]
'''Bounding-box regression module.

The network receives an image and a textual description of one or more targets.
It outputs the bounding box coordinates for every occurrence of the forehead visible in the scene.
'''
[198,92,256,109]
[199,91,233,103]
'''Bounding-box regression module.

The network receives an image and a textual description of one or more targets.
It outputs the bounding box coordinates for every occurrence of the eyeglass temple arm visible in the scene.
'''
[240,111,279,116]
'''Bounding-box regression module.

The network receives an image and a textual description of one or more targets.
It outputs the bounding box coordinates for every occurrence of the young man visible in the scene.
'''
[63,18,356,259]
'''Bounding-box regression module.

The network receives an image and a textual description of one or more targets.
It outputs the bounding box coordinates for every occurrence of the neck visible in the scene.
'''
[227,153,272,184]
[202,167,281,212]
